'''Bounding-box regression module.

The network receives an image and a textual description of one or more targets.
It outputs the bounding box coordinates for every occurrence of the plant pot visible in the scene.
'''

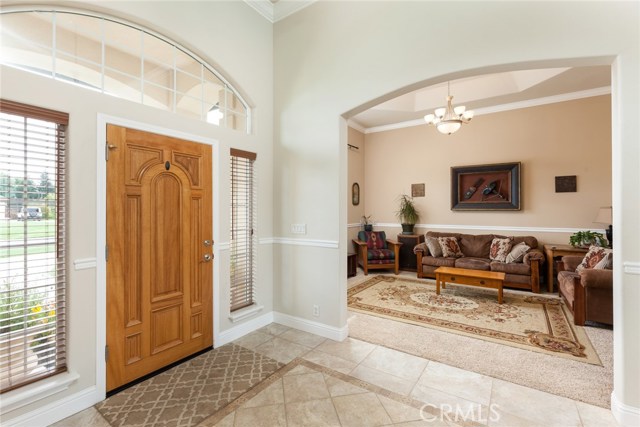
[401,223,415,235]
[364,224,373,232]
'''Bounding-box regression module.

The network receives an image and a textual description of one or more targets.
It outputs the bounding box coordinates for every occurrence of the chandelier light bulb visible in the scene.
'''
[424,83,473,135]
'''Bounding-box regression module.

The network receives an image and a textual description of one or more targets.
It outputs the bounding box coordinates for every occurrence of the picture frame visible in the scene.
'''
[352,182,360,206]
[451,162,521,211]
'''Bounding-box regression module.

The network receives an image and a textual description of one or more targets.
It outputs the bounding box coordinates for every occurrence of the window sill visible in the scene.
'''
[0,371,80,413]
[229,305,264,323]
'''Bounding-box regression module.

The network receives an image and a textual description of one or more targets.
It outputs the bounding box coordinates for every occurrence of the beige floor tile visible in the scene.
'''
[213,412,235,427]
[302,349,358,374]
[576,401,619,427]
[333,392,393,427]
[234,403,286,427]
[490,379,581,427]
[279,328,327,348]
[377,394,423,423]
[254,336,311,364]
[410,382,488,425]
[315,337,377,363]
[323,373,369,397]
[242,378,284,408]
[50,407,110,427]
[283,372,331,403]
[233,331,274,349]
[387,419,452,427]
[487,409,554,427]
[285,364,318,376]
[259,323,291,336]
[350,364,417,396]
[415,361,492,406]
[360,346,429,381]
[286,398,341,427]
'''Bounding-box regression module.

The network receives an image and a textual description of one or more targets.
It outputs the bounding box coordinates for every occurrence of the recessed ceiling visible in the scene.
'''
[350,66,611,130]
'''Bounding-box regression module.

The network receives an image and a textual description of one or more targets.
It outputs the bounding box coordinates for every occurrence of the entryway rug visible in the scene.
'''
[95,343,283,427]
[348,275,601,365]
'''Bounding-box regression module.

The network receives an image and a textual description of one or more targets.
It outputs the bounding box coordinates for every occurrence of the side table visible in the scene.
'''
[397,234,425,271]
[543,244,589,293]
[347,252,357,278]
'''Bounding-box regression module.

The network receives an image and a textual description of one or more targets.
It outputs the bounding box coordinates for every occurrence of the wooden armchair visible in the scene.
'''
[352,231,402,275]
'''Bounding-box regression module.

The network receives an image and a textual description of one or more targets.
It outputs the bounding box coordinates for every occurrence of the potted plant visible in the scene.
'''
[396,194,420,235]
[569,230,607,248]
[361,215,373,232]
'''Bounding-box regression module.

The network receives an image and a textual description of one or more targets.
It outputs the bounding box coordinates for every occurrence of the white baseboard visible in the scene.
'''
[273,312,348,342]
[216,311,274,346]
[2,386,101,427]
[611,391,640,426]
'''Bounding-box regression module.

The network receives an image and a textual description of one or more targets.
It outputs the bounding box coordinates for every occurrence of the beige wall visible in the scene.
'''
[362,95,612,247]
[347,127,365,243]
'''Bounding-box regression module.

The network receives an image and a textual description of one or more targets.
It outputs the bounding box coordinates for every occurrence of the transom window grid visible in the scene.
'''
[0,10,250,133]
[230,150,257,312]
[0,100,67,393]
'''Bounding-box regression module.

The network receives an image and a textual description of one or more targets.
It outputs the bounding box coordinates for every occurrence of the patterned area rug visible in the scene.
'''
[96,343,283,427]
[348,275,601,365]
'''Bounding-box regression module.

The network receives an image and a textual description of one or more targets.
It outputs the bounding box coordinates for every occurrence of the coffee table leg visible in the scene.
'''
[436,275,440,295]
[498,285,503,304]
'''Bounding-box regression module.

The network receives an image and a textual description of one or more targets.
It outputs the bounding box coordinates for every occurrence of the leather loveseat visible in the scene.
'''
[413,231,545,293]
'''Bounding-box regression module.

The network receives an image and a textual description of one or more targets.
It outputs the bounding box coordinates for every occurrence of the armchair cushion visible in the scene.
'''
[576,245,612,273]
[579,268,613,289]
[367,248,395,261]
[358,231,388,250]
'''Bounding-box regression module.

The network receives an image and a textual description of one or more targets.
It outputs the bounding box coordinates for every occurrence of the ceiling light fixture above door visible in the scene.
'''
[424,82,474,135]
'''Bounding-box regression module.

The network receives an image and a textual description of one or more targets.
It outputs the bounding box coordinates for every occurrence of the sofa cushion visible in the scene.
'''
[455,257,491,271]
[422,256,456,268]
[490,261,530,275]
[558,271,579,307]
[593,252,613,270]
[576,245,611,273]
[367,248,394,260]
[425,236,443,257]
[506,242,530,263]
[490,237,512,262]
[439,237,464,258]
[459,234,494,258]
[358,231,387,250]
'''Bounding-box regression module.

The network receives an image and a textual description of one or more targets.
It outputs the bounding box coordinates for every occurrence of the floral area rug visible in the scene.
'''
[348,275,601,365]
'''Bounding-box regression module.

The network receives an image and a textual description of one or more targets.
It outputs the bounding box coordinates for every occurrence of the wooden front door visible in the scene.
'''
[106,124,213,391]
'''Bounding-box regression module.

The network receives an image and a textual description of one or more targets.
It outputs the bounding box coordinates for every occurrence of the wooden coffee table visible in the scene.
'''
[434,266,506,304]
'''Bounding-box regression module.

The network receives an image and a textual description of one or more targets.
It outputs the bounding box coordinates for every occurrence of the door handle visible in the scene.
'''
[203,254,213,262]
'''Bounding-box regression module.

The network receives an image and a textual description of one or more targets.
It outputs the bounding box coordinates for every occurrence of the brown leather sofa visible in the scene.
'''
[414,231,545,293]
[557,255,613,325]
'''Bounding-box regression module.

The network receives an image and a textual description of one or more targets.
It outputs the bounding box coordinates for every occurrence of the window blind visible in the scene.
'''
[230,149,256,312]
[0,100,67,393]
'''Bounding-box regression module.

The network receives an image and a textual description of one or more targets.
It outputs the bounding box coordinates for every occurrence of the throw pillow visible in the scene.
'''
[505,242,530,263]
[490,237,513,263]
[593,251,613,270]
[438,237,464,258]
[425,236,443,257]
[576,245,611,273]
[362,231,387,250]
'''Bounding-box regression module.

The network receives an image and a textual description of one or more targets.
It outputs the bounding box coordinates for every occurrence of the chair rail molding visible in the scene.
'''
[623,261,640,275]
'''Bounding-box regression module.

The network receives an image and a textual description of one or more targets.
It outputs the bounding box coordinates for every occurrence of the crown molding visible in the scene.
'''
[346,120,366,134]
[244,0,316,23]
[360,86,611,134]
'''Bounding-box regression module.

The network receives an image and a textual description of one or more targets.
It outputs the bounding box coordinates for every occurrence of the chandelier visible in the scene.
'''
[424,82,474,135]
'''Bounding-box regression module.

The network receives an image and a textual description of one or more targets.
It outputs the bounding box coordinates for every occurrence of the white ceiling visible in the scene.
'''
[350,66,611,131]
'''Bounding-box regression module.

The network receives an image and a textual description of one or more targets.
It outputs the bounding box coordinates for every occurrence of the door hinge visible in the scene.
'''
[105,245,109,262]
[105,345,109,362]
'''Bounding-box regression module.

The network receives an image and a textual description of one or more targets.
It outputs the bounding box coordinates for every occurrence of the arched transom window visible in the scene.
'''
[0,9,250,133]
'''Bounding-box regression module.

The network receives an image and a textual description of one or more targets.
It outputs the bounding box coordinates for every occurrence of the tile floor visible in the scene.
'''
[54,322,619,427]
